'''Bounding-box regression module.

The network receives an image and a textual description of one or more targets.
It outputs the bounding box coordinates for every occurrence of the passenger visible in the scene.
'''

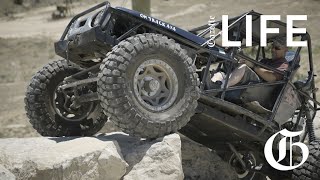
[207,37,289,88]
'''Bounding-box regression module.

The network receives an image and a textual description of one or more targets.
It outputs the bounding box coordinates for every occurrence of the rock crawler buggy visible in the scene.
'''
[25,2,320,179]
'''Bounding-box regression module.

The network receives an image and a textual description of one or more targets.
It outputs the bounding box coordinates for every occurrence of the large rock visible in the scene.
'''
[122,134,184,180]
[0,164,15,180]
[180,135,238,180]
[0,132,237,180]
[98,120,121,134]
[0,136,128,180]
[314,112,320,139]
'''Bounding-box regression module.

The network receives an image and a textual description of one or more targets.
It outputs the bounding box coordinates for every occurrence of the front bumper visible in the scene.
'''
[54,1,116,64]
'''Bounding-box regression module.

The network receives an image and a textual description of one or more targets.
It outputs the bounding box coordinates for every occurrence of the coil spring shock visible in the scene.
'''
[306,111,316,142]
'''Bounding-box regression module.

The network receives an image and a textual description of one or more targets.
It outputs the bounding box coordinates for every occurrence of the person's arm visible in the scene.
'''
[253,66,278,82]
[243,59,277,82]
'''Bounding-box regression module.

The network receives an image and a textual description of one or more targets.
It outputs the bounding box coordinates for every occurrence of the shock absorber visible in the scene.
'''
[306,110,316,142]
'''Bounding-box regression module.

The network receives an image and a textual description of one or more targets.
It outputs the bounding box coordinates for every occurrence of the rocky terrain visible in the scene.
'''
[0,133,238,180]
[0,0,320,179]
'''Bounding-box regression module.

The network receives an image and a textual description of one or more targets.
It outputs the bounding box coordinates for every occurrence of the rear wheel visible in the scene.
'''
[228,151,267,180]
[25,60,107,136]
[98,33,199,138]
[292,140,320,180]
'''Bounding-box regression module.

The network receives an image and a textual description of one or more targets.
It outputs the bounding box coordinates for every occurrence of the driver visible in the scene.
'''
[207,37,289,88]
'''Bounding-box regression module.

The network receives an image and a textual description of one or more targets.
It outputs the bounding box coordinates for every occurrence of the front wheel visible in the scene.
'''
[25,60,107,136]
[98,33,200,138]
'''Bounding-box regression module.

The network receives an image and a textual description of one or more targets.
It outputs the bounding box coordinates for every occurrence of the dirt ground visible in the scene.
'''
[0,0,320,138]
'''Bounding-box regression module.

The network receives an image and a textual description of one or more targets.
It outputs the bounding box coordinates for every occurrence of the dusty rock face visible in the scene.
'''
[0,133,236,180]
[0,164,15,180]
[122,134,184,180]
[180,135,238,180]
[0,137,128,180]
[98,120,121,134]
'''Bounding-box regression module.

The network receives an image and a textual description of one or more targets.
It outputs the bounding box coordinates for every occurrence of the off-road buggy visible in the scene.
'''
[25,2,320,179]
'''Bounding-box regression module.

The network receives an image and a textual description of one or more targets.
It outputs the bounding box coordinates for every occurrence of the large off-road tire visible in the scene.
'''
[25,60,107,136]
[98,33,199,138]
[292,140,320,180]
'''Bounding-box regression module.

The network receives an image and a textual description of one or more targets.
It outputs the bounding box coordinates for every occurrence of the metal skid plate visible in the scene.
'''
[54,26,115,63]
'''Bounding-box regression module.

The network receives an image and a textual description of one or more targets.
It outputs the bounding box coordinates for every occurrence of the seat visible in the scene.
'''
[286,51,313,92]
[272,51,302,125]
[228,51,301,112]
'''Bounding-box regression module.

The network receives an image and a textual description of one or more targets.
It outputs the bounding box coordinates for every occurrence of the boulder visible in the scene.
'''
[98,120,121,134]
[0,136,128,180]
[314,113,320,138]
[0,132,237,180]
[0,164,16,180]
[122,134,184,180]
[180,135,238,180]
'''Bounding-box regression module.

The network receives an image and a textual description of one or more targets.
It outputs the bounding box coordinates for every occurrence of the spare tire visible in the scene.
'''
[98,33,199,138]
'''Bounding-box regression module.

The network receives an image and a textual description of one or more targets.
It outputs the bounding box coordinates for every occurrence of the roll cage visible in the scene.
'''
[189,11,319,142]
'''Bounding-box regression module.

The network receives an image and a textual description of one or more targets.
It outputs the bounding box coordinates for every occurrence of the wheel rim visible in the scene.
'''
[229,152,257,179]
[52,83,94,122]
[133,59,179,112]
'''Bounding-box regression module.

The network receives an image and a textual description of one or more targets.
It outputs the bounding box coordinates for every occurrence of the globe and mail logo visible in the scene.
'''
[264,129,309,171]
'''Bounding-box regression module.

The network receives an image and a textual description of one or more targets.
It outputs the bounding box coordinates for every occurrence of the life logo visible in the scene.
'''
[264,129,309,171]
